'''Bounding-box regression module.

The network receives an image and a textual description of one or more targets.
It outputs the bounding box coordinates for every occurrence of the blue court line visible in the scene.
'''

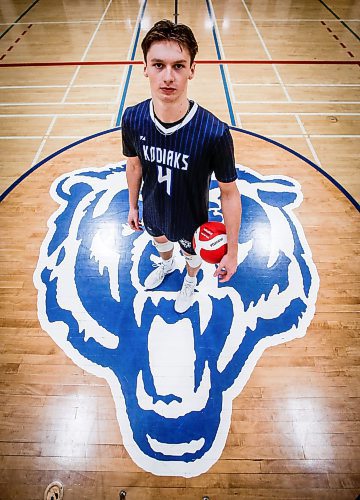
[205,0,236,126]
[1,126,358,213]
[230,126,360,212]
[0,0,40,40]
[0,128,120,203]
[115,0,147,127]
[318,0,360,41]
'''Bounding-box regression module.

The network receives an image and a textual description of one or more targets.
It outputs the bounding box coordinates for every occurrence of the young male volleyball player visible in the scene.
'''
[122,20,241,313]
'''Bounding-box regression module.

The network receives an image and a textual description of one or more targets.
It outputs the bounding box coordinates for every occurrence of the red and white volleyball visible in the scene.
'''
[193,221,228,264]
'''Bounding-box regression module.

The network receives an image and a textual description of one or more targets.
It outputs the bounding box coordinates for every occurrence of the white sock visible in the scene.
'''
[184,274,196,284]
[163,256,174,272]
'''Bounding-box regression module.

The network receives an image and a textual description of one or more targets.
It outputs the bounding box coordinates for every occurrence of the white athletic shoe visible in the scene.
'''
[144,258,176,290]
[175,278,196,313]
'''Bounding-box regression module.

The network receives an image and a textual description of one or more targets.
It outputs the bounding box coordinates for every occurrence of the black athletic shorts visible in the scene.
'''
[145,224,196,255]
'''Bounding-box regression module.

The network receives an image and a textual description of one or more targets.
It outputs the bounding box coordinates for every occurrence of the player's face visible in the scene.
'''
[144,40,195,103]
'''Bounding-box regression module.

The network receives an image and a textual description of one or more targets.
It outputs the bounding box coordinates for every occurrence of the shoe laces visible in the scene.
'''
[151,261,165,269]
[152,258,173,272]
[181,280,195,297]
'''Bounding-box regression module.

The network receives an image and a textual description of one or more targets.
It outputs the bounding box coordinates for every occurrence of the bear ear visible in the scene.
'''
[257,189,299,208]
[238,169,295,187]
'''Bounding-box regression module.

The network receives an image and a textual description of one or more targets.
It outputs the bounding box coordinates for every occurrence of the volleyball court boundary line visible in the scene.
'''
[0,0,39,40]
[115,0,147,126]
[318,0,360,41]
[205,0,236,126]
[1,60,359,67]
[1,126,358,212]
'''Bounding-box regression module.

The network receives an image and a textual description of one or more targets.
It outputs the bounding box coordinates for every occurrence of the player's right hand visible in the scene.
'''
[128,207,143,231]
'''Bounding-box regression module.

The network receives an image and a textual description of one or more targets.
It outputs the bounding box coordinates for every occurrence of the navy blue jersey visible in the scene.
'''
[122,99,237,242]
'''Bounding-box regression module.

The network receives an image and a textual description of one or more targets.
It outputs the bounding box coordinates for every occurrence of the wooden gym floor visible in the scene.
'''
[0,0,359,498]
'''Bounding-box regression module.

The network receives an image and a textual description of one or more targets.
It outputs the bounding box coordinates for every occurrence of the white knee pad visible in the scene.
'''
[153,239,174,253]
[184,253,202,268]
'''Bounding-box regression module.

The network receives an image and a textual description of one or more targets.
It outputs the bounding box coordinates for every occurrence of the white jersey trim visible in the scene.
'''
[149,100,199,135]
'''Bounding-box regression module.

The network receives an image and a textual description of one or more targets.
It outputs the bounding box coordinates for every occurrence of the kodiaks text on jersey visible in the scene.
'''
[142,145,189,171]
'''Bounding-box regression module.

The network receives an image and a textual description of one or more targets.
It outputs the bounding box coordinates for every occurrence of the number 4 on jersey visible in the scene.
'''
[157,165,172,196]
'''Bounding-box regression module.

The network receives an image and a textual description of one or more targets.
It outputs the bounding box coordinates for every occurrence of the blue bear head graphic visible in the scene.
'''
[34,161,319,477]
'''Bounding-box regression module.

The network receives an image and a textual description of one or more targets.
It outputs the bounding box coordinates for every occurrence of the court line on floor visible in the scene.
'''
[0,128,117,202]
[9,99,358,105]
[0,23,33,62]
[1,112,358,120]
[239,0,321,167]
[318,0,360,41]
[2,134,359,140]
[2,60,359,67]
[236,112,360,116]
[255,134,360,138]
[0,84,120,89]
[0,102,117,106]
[229,126,359,211]
[320,20,358,62]
[240,0,290,102]
[0,20,133,25]
[1,126,358,212]
[232,83,360,87]
[0,113,112,116]
[60,15,114,104]
[30,0,114,168]
[0,136,96,139]
[1,19,359,24]
[233,100,360,104]
[1,83,359,90]
[114,0,147,127]
[204,18,360,22]
[0,0,39,40]
[206,0,236,126]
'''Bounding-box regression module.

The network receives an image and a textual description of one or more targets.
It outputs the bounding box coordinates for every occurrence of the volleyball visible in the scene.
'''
[193,221,228,264]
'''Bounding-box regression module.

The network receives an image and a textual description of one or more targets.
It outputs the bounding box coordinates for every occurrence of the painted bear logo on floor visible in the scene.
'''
[34,161,319,477]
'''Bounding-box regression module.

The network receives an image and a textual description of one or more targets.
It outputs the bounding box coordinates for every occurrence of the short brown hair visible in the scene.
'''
[141,19,198,64]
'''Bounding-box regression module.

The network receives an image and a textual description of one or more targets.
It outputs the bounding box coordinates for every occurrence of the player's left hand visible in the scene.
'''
[213,253,238,283]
